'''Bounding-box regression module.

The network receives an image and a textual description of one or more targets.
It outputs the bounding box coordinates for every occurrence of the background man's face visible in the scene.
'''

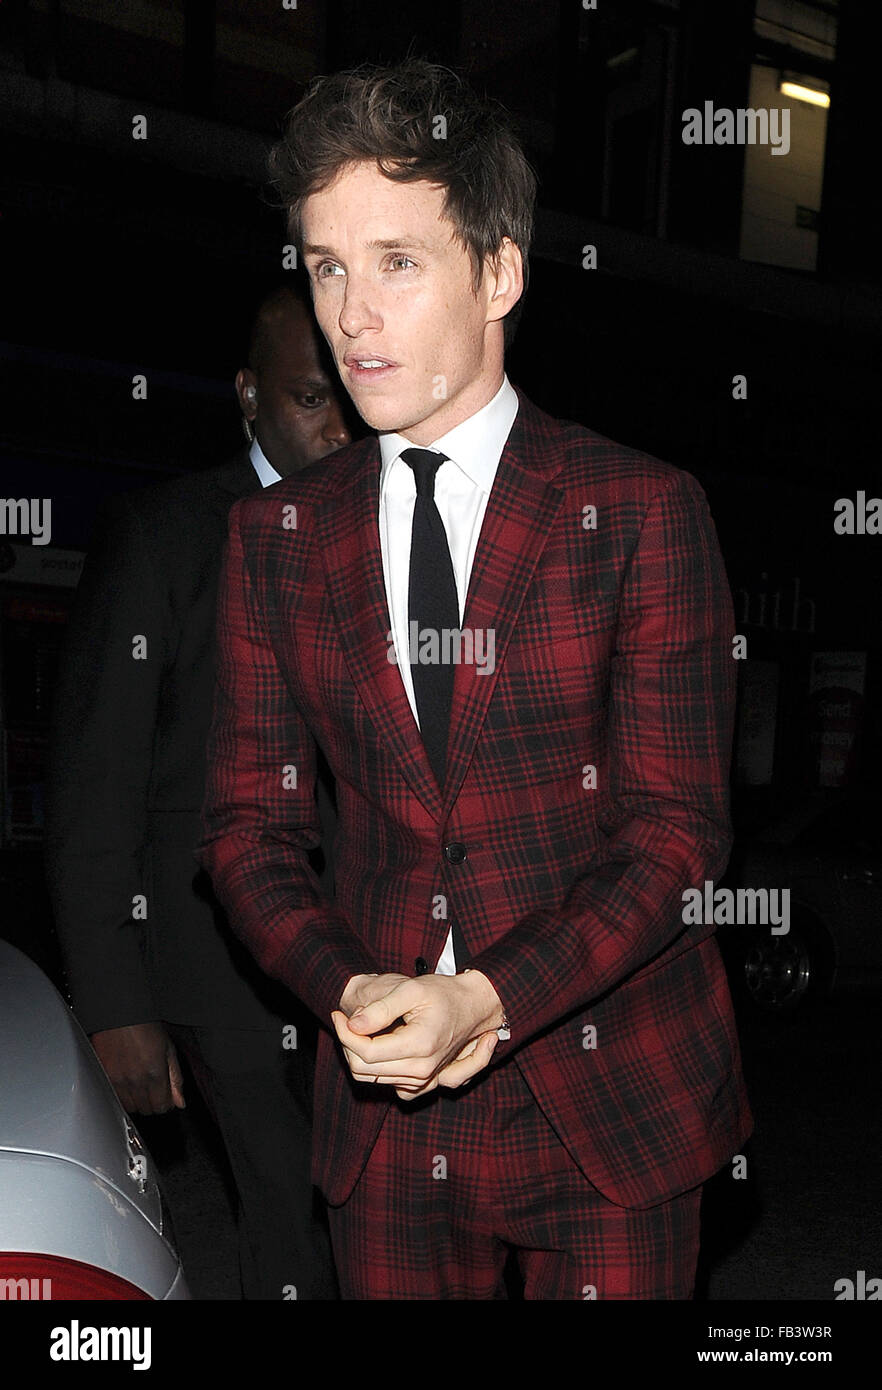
[237,299,353,476]
[302,161,501,444]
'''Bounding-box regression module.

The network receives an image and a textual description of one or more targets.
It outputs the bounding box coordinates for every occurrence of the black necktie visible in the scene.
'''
[401,448,459,787]
[401,446,468,967]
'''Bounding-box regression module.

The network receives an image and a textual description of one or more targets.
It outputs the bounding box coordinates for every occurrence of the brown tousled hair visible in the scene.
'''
[268,58,537,347]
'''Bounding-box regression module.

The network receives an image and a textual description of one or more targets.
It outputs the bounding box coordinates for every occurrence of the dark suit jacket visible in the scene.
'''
[199,389,753,1207]
[45,451,335,1034]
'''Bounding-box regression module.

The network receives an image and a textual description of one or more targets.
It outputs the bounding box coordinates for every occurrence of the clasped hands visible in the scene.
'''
[332,970,505,1101]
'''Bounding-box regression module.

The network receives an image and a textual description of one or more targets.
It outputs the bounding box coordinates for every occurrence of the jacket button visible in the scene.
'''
[443,842,467,864]
[414,957,430,976]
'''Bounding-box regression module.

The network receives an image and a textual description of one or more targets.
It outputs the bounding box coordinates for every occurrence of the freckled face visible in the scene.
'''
[301,161,504,444]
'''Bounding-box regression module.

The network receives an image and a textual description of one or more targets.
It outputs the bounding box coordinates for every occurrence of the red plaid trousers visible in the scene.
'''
[327,1060,703,1301]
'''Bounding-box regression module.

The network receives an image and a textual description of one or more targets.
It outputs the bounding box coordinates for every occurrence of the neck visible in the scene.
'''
[398,367,505,446]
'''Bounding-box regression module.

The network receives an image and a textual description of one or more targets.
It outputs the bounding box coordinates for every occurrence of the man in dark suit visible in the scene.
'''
[45,284,351,1299]
[199,61,753,1299]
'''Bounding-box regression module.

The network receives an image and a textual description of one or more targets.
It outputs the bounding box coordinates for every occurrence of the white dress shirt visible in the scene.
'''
[249,436,282,487]
[378,373,520,974]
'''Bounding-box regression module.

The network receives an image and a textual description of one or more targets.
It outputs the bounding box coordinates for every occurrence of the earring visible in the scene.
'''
[241,416,255,443]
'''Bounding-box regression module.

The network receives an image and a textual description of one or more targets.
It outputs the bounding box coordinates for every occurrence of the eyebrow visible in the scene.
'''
[302,237,437,258]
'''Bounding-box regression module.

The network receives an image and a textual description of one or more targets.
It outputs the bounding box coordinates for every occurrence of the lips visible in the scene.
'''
[343,353,400,383]
[343,353,397,368]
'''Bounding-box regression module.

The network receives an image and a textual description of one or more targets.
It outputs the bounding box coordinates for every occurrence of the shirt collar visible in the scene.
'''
[249,435,282,488]
[378,374,518,496]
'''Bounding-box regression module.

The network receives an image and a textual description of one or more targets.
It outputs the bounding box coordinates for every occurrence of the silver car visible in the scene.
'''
[0,940,189,1300]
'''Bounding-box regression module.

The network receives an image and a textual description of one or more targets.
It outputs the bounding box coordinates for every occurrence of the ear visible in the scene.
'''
[484,238,524,327]
[235,368,258,420]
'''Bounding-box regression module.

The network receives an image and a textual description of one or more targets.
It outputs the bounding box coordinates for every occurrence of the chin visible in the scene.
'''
[356,396,429,437]
[274,456,312,477]
[356,404,409,433]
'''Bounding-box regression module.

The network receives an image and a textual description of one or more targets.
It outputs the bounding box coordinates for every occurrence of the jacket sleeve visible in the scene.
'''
[467,470,737,1055]
[197,500,383,1025]
[43,495,165,1033]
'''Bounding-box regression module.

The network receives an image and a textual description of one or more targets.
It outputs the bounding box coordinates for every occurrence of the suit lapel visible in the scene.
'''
[442,397,565,813]
[316,441,444,819]
[315,393,566,822]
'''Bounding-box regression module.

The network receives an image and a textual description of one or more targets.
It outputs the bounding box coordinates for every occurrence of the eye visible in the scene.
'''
[315,261,344,279]
[388,255,416,271]
[299,393,325,409]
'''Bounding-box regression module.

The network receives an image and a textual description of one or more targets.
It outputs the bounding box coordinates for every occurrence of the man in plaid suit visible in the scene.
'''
[199,59,752,1299]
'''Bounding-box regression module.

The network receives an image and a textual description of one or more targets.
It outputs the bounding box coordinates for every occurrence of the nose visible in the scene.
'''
[338,272,382,339]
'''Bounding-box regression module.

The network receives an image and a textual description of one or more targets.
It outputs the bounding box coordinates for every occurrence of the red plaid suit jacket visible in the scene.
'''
[199,387,752,1208]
